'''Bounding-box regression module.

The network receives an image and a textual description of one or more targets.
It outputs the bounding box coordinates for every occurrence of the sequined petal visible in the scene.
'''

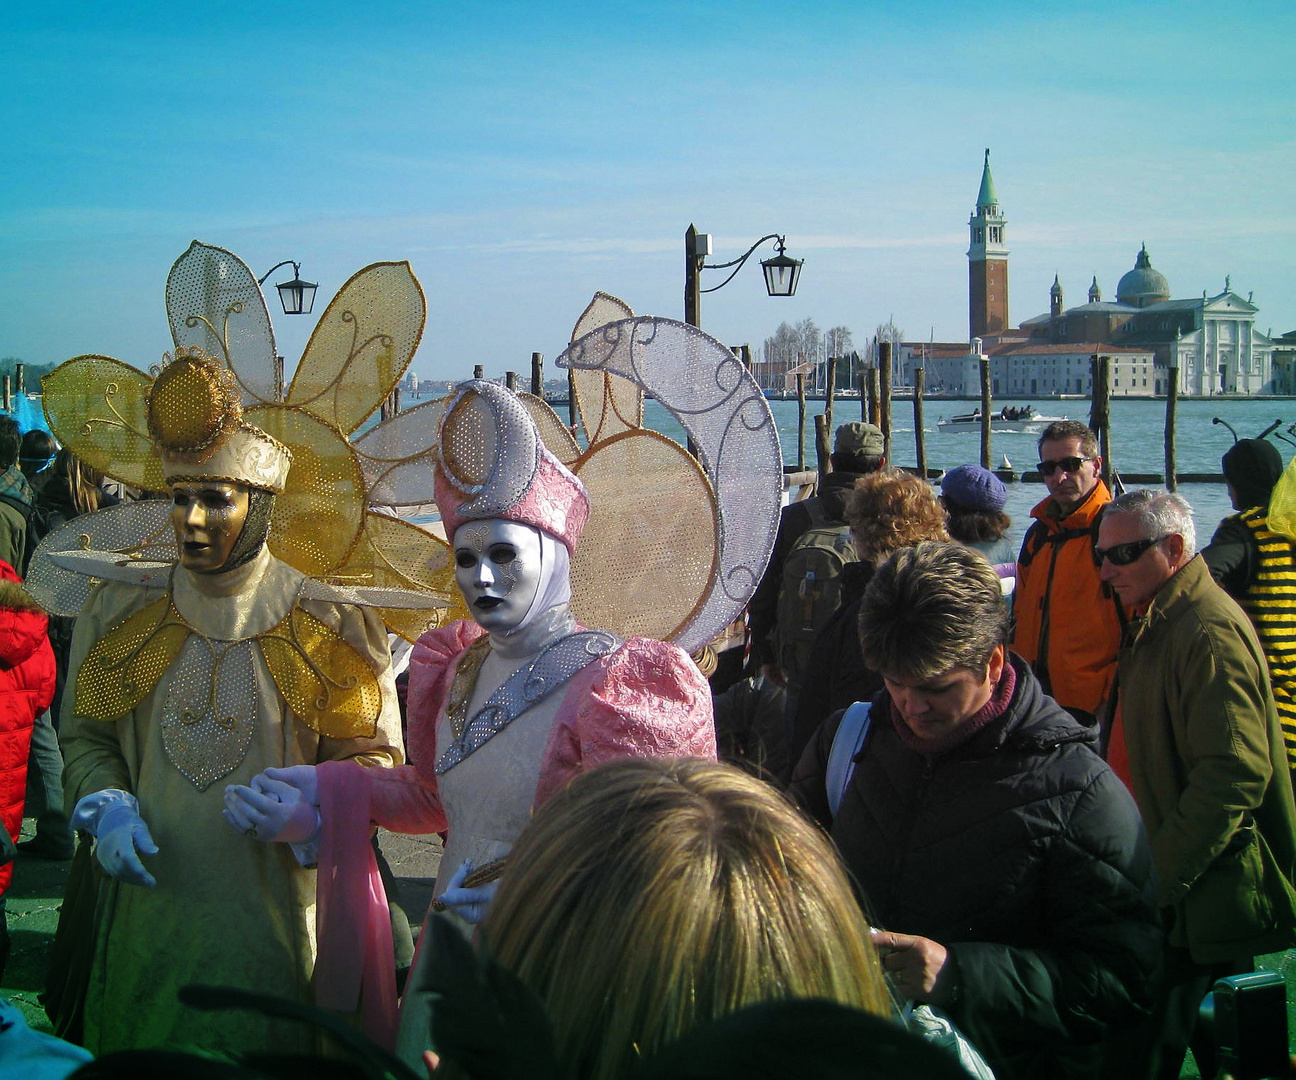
[41,357,168,492]
[286,262,426,436]
[74,596,190,721]
[260,605,382,739]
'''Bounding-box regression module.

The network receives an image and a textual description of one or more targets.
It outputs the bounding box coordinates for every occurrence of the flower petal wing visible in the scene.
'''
[325,512,468,642]
[41,356,167,491]
[287,262,426,435]
[569,292,641,445]
[166,241,278,406]
[518,393,581,467]
[353,396,447,506]
[247,404,366,576]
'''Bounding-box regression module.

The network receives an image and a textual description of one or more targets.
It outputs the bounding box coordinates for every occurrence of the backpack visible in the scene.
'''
[0,492,52,576]
[774,500,859,686]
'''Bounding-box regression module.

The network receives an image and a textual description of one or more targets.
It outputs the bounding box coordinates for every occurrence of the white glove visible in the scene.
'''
[72,791,158,888]
[437,860,499,926]
[222,771,321,845]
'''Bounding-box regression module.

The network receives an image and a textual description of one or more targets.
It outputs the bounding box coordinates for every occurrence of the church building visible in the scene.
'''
[903,153,1276,396]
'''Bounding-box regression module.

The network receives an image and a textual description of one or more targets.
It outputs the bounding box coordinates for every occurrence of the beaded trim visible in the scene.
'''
[435,629,622,774]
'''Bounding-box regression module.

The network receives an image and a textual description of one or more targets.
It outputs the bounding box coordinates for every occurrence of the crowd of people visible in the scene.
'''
[3,370,1296,1080]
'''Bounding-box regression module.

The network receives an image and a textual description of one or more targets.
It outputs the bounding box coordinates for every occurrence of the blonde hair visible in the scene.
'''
[844,468,950,562]
[52,449,105,517]
[478,758,888,1080]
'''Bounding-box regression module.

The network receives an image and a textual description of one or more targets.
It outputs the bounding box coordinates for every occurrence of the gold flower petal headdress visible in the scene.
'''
[35,241,466,639]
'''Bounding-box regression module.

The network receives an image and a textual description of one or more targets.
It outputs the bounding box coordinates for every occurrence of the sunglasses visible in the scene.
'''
[1095,535,1166,567]
[1036,455,1092,476]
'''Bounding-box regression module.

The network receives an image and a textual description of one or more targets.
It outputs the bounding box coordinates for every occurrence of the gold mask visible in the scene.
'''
[170,481,250,574]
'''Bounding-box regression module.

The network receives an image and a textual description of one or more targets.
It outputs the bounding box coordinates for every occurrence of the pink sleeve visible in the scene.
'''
[361,619,486,833]
[533,637,717,807]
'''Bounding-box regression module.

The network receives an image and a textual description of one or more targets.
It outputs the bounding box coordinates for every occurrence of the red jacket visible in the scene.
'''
[0,560,56,895]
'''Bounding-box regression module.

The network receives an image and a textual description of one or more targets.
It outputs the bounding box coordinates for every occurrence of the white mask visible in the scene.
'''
[453,520,546,634]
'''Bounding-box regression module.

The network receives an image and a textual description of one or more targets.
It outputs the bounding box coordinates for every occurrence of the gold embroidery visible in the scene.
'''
[77,587,382,743]
[445,637,491,741]
[260,604,383,739]
[74,595,190,720]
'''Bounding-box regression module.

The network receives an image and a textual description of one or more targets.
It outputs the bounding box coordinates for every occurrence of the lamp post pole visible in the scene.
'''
[682,225,802,330]
[684,224,704,328]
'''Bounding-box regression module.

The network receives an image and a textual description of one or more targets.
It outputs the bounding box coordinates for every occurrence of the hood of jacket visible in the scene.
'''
[0,564,49,670]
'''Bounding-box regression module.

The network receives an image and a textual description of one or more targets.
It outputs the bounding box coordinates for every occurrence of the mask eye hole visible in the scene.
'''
[489,545,517,565]
[455,551,478,569]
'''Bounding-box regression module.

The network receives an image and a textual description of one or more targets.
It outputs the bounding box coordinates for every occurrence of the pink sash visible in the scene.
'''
[315,759,397,1049]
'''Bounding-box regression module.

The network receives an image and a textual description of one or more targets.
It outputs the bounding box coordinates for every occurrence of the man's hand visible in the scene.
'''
[871,929,949,1002]
[761,662,787,688]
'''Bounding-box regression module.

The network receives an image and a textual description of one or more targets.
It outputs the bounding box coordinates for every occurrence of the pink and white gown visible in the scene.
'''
[312,615,716,1046]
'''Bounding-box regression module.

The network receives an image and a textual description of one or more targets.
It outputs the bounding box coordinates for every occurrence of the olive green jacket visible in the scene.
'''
[1118,555,1296,963]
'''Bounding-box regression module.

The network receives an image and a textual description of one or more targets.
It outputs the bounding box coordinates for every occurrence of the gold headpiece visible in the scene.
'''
[148,348,292,493]
[34,240,466,643]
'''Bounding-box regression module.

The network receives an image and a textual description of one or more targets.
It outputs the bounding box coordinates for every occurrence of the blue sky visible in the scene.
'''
[2,0,1292,382]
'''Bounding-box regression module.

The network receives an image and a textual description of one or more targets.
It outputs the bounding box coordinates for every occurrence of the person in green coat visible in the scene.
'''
[1099,488,1296,1080]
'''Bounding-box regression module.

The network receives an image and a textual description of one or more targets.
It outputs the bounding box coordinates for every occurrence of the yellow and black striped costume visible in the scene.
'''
[1236,506,1296,769]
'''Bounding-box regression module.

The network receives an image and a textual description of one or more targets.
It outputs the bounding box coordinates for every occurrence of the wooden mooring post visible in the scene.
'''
[567,369,578,432]
[867,367,881,427]
[796,373,807,472]
[879,342,893,461]
[824,355,837,436]
[979,355,992,470]
[504,371,519,393]
[1165,366,1179,491]
[914,368,927,479]
[814,413,831,479]
[530,352,544,395]
[1089,354,1113,488]
[473,365,484,380]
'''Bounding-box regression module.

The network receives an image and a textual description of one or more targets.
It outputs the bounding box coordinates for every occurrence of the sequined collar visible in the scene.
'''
[436,628,622,774]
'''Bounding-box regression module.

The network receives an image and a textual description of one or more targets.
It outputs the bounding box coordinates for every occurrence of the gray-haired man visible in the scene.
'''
[1099,488,1296,1079]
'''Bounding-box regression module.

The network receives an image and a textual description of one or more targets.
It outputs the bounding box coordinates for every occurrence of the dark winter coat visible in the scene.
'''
[792,654,1162,1080]
[0,561,57,895]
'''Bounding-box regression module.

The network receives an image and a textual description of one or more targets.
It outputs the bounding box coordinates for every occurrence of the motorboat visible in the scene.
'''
[936,405,1069,433]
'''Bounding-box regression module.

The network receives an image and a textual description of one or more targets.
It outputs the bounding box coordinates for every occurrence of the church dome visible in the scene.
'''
[1116,244,1170,308]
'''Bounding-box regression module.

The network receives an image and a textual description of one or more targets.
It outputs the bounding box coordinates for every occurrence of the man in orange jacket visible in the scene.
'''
[1011,420,1124,725]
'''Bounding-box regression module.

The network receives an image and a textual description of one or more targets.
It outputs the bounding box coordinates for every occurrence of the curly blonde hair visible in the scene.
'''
[844,468,950,562]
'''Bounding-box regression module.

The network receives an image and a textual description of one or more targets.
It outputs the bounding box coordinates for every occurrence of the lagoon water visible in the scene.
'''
[641,395,1296,551]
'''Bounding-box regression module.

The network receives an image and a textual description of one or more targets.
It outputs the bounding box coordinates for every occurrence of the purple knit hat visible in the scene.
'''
[941,464,1007,513]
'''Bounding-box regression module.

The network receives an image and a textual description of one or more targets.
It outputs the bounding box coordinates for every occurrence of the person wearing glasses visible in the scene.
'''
[1012,420,1123,727]
[1098,488,1296,1080]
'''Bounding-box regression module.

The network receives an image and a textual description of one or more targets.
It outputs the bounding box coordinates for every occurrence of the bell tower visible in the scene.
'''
[968,149,1009,339]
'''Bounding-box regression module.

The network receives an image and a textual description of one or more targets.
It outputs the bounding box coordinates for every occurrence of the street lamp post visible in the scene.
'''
[257,260,318,317]
[256,260,318,402]
[683,224,802,329]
